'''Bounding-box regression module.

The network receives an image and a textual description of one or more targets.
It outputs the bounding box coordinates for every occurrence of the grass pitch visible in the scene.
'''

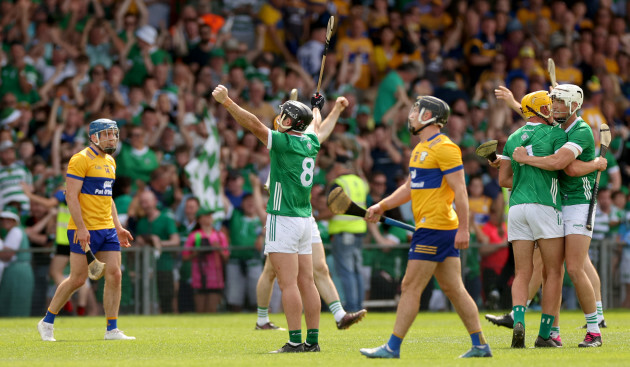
[2,310,630,366]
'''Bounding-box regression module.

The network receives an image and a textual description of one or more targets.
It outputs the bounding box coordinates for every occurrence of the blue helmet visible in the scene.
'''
[89,118,119,154]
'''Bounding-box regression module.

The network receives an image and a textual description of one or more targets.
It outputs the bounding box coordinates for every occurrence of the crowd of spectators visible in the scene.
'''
[1,0,630,316]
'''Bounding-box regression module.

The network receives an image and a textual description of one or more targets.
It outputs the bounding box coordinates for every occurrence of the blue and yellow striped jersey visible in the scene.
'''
[66,147,116,230]
[409,133,463,230]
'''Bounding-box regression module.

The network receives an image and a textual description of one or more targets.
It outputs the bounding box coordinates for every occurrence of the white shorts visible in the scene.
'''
[264,214,312,255]
[620,250,630,284]
[310,216,323,244]
[563,204,594,238]
[508,204,564,241]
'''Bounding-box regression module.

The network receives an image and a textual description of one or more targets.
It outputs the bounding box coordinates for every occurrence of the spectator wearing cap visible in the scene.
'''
[122,25,172,87]
[0,207,34,317]
[0,140,32,214]
[0,43,40,105]
[502,19,525,67]
[506,46,544,86]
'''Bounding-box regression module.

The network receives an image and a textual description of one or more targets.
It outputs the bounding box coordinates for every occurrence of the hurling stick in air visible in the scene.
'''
[548,58,558,88]
[586,124,611,231]
[327,187,416,232]
[316,16,335,94]
[85,243,106,280]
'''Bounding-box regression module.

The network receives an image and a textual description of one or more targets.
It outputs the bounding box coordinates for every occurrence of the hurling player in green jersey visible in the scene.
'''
[511,84,607,347]
[213,84,322,353]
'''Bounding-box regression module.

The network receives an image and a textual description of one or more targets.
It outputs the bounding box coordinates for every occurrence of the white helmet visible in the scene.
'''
[549,84,583,121]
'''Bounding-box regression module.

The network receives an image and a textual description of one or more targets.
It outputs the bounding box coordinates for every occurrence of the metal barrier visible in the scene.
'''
[7,240,622,315]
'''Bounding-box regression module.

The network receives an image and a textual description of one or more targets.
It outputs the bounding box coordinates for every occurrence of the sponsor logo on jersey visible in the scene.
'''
[521,133,529,141]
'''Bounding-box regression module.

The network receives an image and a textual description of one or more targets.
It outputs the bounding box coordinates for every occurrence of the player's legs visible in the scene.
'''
[511,240,535,309]
[47,252,89,313]
[536,237,564,343]
[529,247,544,300]
[434,257,484,334]
[392,259,437,338]
[269,252,302,331]
[96,251,122,320]
[312,241,339,305]
[256,256,281,328]
[565,234,597,314]
[584,257,605,323]
[298,253,321,331]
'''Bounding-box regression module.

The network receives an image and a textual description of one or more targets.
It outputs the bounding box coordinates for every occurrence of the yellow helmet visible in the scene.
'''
[520,91,552,123]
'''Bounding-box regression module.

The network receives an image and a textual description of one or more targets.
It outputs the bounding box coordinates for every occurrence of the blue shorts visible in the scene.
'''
[68,228,120,254]
[408,228,459,262]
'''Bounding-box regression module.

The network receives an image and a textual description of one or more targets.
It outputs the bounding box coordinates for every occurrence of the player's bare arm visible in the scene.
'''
[317,96,349,142]
[365,177,411,223]
[111,200,133,247]
[312,106,322,136]
[66,176,90,250]
[498,159,513,189]
[212,84,269,144]
[512,146,576,171]
[564,156,607,177]
[445,169,470,250]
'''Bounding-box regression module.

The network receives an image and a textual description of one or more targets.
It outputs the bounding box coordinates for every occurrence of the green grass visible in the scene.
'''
[1,311,630,366]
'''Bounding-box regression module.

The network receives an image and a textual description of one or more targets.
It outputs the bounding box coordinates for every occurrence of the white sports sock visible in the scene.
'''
[585,311,600,334]
[596,301,604,323]
[257,307,270,325]
[328,300,346,322]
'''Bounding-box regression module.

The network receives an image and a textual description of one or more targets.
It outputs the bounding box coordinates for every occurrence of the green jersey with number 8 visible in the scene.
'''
[559,117,596,206]
[503,122,567,210]
[266,130,320,217]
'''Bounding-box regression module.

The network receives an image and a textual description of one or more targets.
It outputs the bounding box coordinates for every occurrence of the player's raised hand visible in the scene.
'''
[365,203,385,223]
[117,227,134,248]
[212,84,229,104]
[311,93,325,111]
[512,146,528,163]
[335,96,349,109]
[454,229,470,249]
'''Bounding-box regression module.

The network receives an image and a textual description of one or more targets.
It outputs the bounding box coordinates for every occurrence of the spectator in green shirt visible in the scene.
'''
[133,190,179,313]
[0,43,40,105]
[122,25,172,87]
[116,125,159,190]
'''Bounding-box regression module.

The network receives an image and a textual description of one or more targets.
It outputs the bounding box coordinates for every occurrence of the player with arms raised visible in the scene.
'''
[213,84,322,353]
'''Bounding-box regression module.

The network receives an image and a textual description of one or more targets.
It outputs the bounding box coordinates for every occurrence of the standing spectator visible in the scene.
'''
[335,18,376,90]
[0,43,40,105]
[0,207,34,316]
[297,24,326,81]
[0,140,32,213]
[368,125,403,194]
[134,190,180,313]
[177,196,200,313]
[327,156,369,312]
[122,25,171,87]
[479,209,510,309]
[225,175,265,312]
[183,207,229,313]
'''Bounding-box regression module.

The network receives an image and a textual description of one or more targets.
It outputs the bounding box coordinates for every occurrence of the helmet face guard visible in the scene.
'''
[520,91,553,125]
[408,96,450,135]
[89,119,119,154]
[278,100,313,133]
[549,84,583,124]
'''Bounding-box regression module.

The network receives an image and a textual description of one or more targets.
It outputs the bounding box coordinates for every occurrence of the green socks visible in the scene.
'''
[513,305,526,327]
[539,314,554,339]
[289,330,302,344]
[306,329,319,345]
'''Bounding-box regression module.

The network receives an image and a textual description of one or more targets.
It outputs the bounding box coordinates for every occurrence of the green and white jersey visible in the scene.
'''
[0,162,32,212]
[267,130,320,217]
[559,117,596,206]
[503,122,567,210]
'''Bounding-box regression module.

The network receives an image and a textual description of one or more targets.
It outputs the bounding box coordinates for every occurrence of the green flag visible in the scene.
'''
[184,111,224,218]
